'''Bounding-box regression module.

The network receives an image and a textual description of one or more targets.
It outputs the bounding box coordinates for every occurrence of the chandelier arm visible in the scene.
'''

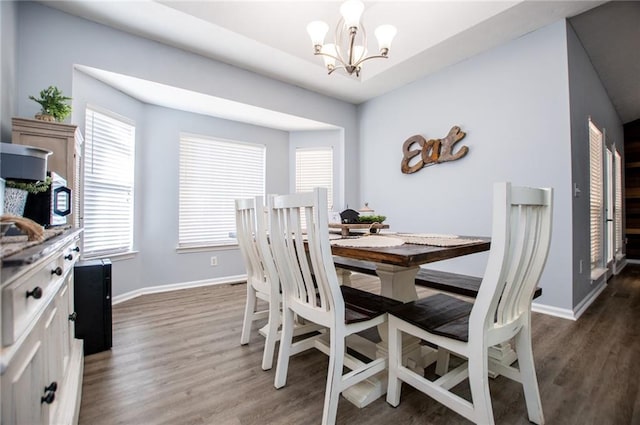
[352,54,389,68]
[328,65,347,75]
[314,51,348,68]
[314,51,344,63]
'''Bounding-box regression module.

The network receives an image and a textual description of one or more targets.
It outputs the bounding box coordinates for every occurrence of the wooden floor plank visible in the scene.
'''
[79,269,640,424]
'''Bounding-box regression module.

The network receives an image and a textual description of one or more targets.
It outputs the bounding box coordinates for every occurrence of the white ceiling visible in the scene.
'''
[45,0,635,129]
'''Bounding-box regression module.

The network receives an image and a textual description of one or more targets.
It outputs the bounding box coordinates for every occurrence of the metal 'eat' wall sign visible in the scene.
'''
[400,126,469,174]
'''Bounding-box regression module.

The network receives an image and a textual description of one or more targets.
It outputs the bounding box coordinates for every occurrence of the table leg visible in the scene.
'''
[336,268,353,287]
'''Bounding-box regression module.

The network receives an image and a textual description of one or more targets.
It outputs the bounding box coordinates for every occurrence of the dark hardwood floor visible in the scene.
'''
[78,267,640,425]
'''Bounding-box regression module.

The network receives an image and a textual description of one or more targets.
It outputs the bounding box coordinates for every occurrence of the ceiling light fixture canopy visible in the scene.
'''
[306,0,397,78]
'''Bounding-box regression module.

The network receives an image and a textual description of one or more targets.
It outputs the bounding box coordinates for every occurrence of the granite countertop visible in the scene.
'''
[1,228,82,288]
[0,225,72,261]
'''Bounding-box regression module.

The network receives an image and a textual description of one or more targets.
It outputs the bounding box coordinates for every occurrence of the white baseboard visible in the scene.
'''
[571,280,607,320]
[112,274,247,305]
[614,256,627,274]
[114,273,608,322]
[532,279,607,321]
[531,303,575,320]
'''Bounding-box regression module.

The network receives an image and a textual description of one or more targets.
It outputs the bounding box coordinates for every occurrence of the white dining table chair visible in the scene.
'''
[269,187,401,425]
[236,196,281,370]
[386,182,552,425]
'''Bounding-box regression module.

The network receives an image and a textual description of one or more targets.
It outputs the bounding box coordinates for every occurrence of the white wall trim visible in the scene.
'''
[571,280,607,320]
[532,279,607,321]
[531,303,575,320]
[112,274,247,305]
[613,255,627,274]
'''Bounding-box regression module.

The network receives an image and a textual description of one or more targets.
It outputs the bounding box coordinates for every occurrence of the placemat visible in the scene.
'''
[394,233,484,247]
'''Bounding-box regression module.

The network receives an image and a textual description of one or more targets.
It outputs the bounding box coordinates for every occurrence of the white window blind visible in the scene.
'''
[83,107,136,257]
[614,148,623,255]
[179,135,265,247]
[295,147,334,209]
[589,120,604,269]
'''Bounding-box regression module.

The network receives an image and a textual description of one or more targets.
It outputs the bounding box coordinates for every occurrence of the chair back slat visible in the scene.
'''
[269,189,344,327]
[471,183,553,334]
[235,197,270,294]
[499,205,540,323]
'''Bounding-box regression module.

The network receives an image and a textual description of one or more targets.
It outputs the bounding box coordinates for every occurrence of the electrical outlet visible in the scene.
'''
[210,256,218,266]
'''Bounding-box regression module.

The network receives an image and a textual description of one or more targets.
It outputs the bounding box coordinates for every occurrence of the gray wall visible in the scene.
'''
[0,1,18,141]
[72,71,145,295]
[138,105,289,292]
[567,23,624,306]
[358,21,574,310]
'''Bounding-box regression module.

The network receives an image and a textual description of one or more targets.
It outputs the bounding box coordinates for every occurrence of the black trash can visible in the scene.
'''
[74,259,113,355]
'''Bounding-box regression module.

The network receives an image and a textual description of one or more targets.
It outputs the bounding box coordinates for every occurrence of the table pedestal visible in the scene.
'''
[341,264,424,407]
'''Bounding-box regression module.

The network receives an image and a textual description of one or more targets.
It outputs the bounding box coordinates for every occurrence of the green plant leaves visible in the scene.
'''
[29,86,72,121]
[5,176,52,194]
[357,215,386,223]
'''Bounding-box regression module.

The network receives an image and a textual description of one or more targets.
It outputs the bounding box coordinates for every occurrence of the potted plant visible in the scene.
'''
[29,86,72,122]
[3,177,51,216]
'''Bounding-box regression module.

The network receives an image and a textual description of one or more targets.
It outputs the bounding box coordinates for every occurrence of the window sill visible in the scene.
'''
[591,267,607,282]
[176,243,238,254]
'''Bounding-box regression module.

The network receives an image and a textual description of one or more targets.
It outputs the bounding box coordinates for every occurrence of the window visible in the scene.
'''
[83,107,136,257]
[614,148,623,256]
[589,120,604,272]
[295,147,334,209]
[179,135,265,247]
[606,147,614,263]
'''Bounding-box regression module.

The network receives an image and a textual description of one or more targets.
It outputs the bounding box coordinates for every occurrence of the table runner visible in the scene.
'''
[394,233,485,247]
[330,233,484,248]
[331,235,405,248]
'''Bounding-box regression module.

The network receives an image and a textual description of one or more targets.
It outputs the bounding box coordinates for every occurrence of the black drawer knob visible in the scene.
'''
[73,246,80,252]
[41,391,55,405]
[68,312,77,322]
[65,254,73,261]
[45,382,58,392]
[26,287,43,299]
[51,267,63,276]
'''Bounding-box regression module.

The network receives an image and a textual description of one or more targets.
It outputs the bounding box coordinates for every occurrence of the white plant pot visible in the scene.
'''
[3,187,28,216]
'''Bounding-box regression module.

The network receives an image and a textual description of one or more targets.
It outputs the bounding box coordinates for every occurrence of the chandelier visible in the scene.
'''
[306,0,397,77]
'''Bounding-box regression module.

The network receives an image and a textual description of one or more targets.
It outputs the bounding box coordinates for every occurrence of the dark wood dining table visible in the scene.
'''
[331,236,490,301]
[326,235,491,407]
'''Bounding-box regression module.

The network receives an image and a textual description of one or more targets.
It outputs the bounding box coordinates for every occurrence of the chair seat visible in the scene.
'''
[387,293,472,342]
[341,286,403,324]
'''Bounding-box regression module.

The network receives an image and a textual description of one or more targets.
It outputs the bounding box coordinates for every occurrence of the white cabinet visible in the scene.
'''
[2,320,47,425]
[1,229,84,425]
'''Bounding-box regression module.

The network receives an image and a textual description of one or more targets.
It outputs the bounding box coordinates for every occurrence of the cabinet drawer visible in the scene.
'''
[2,256,64,346]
